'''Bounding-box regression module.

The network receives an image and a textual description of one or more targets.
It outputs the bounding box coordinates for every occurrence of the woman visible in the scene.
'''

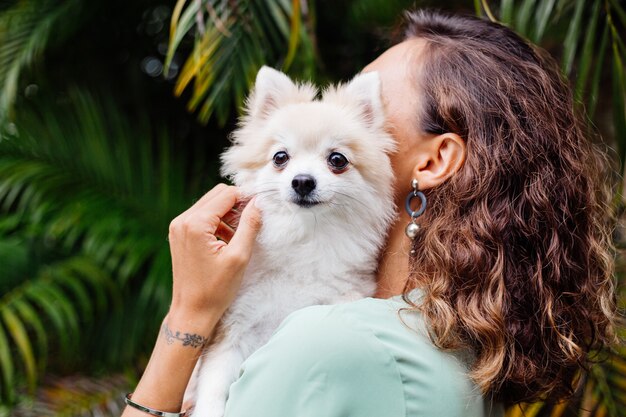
[122,9,616,417]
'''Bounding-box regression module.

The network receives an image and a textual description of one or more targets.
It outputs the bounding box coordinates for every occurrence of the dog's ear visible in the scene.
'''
[248,66,301,120]
[343,71,385,130]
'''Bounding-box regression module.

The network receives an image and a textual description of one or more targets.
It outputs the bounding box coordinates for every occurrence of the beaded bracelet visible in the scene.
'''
[124,393,188,417]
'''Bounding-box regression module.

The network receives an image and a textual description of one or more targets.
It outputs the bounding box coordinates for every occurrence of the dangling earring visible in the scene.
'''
[405,178,427,240]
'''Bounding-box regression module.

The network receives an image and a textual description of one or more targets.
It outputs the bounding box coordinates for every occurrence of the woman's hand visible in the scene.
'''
[122,184,261,417]
[167,183,262,333]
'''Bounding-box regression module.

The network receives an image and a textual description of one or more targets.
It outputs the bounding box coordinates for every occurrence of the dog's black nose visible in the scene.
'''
[291,174,316,197]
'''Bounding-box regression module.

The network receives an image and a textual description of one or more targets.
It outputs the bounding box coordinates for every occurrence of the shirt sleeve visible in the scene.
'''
[223,305,406,417]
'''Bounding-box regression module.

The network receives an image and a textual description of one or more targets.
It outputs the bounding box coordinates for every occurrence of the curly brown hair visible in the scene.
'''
[401,10,618,405]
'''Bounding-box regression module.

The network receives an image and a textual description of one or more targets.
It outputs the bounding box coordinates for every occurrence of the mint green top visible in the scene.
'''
[224,294,505,417]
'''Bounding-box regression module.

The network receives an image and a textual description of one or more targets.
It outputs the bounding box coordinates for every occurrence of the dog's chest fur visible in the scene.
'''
[220,206,379,356]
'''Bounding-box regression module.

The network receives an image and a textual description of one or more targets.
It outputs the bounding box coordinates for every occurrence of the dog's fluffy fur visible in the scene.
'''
[189,67,396,417]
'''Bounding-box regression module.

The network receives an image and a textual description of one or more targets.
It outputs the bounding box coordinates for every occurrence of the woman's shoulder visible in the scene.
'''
[224,295,504,417]
[282,297,503,416]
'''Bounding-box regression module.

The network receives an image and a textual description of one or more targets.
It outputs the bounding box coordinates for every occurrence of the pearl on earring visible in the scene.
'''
[404,179,427,240]
[405,222,421,239]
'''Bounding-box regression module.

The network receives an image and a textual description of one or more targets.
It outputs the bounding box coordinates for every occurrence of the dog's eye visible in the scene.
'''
[328,152,349,172]
[273,151,290,168]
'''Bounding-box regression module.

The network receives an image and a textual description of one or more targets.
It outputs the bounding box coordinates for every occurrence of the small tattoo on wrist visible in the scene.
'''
[162,323,209,348]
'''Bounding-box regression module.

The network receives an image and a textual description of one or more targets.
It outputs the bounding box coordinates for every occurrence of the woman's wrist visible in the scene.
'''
[166,303,223,338]
[122,312,219,417]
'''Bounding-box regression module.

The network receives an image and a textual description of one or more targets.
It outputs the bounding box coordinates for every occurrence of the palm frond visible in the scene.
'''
[0,256,117,404]
[0,86,215,382]
[166,0,315,125]
[560,0,586,75]
[0,0,82,122]
[0,89,187,286]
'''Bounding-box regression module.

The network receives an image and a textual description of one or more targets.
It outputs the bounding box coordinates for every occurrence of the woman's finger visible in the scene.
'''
[172,184,232,230]
[221,207,243,230]
[186,184,236,219]
[201,186,240,219]
[215,221,235,243]
[193,183,229,208]
[223,198,262,262]
[177,188,242,237]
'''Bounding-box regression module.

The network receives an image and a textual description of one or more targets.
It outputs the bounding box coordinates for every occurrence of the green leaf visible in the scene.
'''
[574,0,601,102]
[561,0,586,75]
[24,283,72,355]
[164,0,198,73]
[12,299,47,373]
[500,0,514,25]
[474,0,483,17]
[481,0,497,22]
[67,257,116,312]
[0,237,29,292]
[505,402,545,417]
[531,0,556,43]
[1,306,36,392]
[608,0,626,29]
[264,0,291,41]
[56,270,93,319]
[515,0,538,37]
[282,0,301,70]
[611,37,626,171]
[588,24,609,119]
[590,361,620,417]
[554,0,573,19]
[0,322,14,403]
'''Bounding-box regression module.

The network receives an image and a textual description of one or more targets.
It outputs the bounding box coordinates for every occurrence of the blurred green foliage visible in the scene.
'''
[0,0,625,415]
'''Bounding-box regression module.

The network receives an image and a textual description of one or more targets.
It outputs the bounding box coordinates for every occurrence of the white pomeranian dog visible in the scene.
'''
[188,66,396,417]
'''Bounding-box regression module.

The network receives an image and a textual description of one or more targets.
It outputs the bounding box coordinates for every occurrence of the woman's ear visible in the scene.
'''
[412,133,466,189]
